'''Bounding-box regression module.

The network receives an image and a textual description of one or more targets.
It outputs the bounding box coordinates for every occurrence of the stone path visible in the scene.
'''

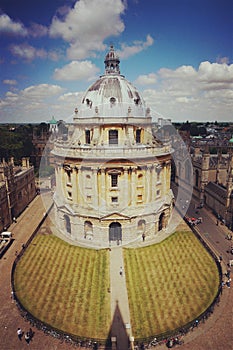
[0,193,232,349]
[109,247,132,350]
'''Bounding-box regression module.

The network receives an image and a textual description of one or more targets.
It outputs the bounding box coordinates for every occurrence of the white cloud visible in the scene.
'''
[0,84,67,123]
[9,43,61,62]
[53,61,100,81]
[28,22,48,37]
[118,34,154,59]
[141,61,233,122]
[49,0,126,59]
[3,79,17,85]
[198,61,233,84]
[1,61,232,123]
[134,73,157,85]
[0,13,27,36]
[9,43,47,61]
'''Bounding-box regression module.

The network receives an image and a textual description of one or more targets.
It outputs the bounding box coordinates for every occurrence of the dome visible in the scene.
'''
[78,46,146,119]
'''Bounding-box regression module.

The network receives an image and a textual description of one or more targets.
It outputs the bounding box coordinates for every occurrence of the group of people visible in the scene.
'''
[17,327,34,345]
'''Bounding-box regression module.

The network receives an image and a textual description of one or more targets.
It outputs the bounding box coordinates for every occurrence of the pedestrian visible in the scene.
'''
[120,266,123,276]
[25,331,30,345]
[17,327,23,341]
[142,233,145,242]
[29,327,34,340]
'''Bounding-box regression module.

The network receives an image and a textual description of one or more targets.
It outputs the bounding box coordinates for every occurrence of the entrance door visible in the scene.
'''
[109,222,122,243]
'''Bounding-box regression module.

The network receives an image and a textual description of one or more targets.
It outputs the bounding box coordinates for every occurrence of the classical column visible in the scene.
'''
[131,167,137,206]
[100,168,106,208]
[122,167,129,208]
[92,167,98,208]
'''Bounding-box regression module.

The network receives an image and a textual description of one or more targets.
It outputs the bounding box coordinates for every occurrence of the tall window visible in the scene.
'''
[64,215,71,234]
[111,174,118,187]
[136,129,141,143]
[85,130,91,144]
[109,130,118,145]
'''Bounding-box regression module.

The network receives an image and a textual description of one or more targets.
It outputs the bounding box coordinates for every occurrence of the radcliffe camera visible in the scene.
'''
[0,1,232,350]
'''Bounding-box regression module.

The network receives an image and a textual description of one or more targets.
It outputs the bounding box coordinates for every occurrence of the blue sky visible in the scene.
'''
[0,0,232,123]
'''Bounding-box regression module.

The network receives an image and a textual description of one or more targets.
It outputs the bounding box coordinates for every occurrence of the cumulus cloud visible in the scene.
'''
[198,61,233,84]
[119,34,154,59]
[49,0,126,59]
[9,43,61,62]
[53,60,100,81]
[0,84,67,123]
[0,13,27,36]
[9,43,47,61]
[141,61,233,121]
[134,73,157,85]
[28,22,48,37]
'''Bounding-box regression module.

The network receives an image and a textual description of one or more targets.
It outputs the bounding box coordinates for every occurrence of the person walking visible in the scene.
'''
[17,327,23,340]
[25,331,30,345]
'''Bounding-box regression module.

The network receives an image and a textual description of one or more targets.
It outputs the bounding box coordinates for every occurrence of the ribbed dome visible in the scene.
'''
[78,46,146,118]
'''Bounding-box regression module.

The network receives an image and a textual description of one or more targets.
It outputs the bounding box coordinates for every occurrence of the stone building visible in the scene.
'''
[174,134,233,230]
[0,157,36,231]
[52,46,174,247]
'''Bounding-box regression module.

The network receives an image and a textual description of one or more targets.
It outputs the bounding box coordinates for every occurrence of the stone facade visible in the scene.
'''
[0,157,36,230]
[52,46,174,247]
[174,136,233,230]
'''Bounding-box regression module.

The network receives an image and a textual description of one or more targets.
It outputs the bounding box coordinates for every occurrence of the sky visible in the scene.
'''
[0,0,232,124]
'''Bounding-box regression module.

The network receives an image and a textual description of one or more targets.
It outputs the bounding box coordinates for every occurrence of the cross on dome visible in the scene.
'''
[104,45,120,75]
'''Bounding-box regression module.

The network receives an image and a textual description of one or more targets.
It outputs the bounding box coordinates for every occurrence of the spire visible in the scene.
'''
[104,45,120,75]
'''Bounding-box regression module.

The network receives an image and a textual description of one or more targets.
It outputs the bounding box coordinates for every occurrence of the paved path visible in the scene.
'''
[109,247,132,350]
[0,191,232,349]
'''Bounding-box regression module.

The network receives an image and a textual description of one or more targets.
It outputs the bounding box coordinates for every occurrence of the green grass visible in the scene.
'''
[123,231,220,339]
[14,230,220,341]
[14,235,111,339]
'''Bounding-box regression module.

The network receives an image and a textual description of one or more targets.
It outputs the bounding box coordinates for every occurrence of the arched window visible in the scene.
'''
[138,219,146,233]
[84,221,93,239]
[158,212,165,231]
[64,215,71,234]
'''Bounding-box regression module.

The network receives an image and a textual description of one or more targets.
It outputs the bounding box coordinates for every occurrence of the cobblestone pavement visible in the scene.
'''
[0,194,232,349]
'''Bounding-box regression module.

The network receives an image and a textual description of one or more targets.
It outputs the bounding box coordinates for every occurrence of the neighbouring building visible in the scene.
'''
[52,46,174,247]
[175,134,233,230]
[0,157,36,231]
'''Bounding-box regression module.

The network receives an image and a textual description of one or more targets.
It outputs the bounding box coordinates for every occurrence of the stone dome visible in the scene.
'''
[78,46,146,118]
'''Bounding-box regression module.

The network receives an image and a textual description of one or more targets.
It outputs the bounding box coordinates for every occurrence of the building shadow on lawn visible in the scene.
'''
[106,300,130,350]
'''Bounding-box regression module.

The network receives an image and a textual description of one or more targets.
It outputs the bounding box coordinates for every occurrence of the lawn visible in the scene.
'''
[123,231,220,339]
[14,234,111,339]
[14,230,220,341]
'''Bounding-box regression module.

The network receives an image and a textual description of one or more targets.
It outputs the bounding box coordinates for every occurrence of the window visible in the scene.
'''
[64,215,71,234]
[156,190,160,197]
[136,129,141,143]
[111,174,118,187]
[112,197,118,203]
[138,174,143,186]
[137,194,143,202]
[109,130,118,145]
[87,195,92,202]
[67,191,72,199]
[85,130,91,144]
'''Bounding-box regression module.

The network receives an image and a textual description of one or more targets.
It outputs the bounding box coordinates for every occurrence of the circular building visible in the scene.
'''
[52,46,174,247]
